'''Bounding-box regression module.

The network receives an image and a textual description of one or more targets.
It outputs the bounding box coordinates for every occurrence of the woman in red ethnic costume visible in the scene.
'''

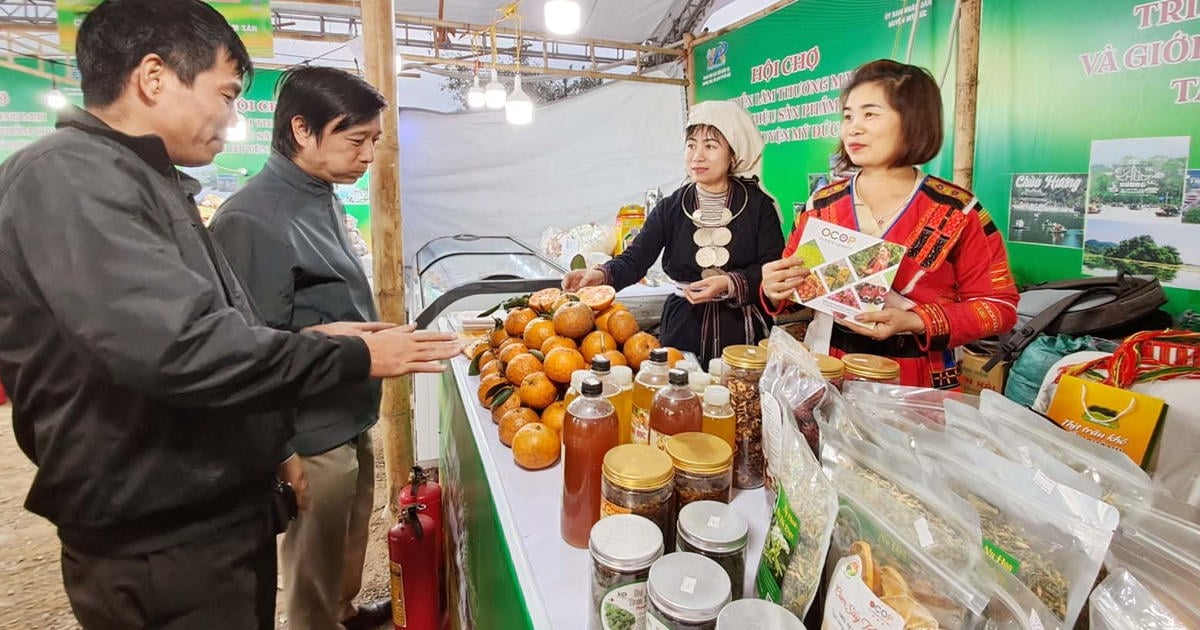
[761,59,1019,389]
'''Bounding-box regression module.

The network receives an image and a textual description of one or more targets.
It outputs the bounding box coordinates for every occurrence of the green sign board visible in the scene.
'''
[57,0,274,58]
[0,60,80,163]
[975,0,1200,312]
[691,0,958,235]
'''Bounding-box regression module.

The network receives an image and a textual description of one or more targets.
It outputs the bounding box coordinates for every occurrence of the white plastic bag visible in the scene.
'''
[979,390,1153,505]
[822,431,990,623]
[911,428,1119,628]
[756,371,838,618]
[1089,569,1188,630]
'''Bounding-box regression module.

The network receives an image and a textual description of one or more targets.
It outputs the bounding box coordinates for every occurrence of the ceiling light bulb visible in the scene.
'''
[395,52,404,70]
[226,113,248,142]
[467,74,487,109]
[45,88,67,110]
[505,74,533,125]
[544,0,581,35]
[484,69,506,109]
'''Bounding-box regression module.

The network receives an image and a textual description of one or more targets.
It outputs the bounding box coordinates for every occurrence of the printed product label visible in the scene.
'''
[389,561,406,627]
[632,406,651,445]
[599,580,647,630]
[822,555,905,630]
[649,428,671,452]
[756,487,800,602]
[600,497,633,518]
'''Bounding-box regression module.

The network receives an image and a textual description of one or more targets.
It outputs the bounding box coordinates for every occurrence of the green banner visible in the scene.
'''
[692,0,959,235]
[0,60,80,163]
[975,0,1200,312]
[57,0,274,58]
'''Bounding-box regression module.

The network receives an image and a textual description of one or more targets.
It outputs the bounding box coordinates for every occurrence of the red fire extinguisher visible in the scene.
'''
[397,465,442,531]
[389,506,439,630]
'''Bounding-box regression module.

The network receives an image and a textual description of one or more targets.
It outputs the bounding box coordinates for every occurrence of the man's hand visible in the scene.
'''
[849,308,925,341]
[277,454,310,511]
[362,326,464,378]
[562,268,606,292]
[761,257,809,306]
[304,321,399,338]
[684,275,732,305]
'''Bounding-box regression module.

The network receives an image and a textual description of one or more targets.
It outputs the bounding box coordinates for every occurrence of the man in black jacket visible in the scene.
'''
[0,1,461,628]
[210,67,394,630]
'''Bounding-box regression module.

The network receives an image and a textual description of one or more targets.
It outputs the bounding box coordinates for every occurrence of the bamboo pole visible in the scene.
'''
[399,52,687,86]
[953,0,981,189]
[360,0,412,512]
[683,32,697,106]
[393,13,683,57]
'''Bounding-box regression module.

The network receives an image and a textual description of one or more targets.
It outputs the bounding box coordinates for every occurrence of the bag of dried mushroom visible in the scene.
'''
[755,335,838,619]
[911,429,1119,629]
[978,390,1153,506]
[821,431,991,629]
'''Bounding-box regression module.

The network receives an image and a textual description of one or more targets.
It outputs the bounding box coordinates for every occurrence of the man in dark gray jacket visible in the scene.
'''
[210,67,393,630]
[0,1,461,628]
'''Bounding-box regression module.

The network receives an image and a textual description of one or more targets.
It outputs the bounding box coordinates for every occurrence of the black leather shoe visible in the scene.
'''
[342,598,393,630]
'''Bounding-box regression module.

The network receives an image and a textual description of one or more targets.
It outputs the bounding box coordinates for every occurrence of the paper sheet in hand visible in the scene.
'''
[788,218,906,327]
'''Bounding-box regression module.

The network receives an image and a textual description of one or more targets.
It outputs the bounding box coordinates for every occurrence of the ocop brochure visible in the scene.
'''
[789,218,907,326]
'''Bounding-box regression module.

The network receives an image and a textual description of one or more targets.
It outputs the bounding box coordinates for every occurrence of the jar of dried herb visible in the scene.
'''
[602,444,676,550]
[646,552,731,630]
[675,501,749,601]
[590,513,663,630]
[715,598,805,629]
[664,432,732,508]
[719,345,768,489]
[840,353,901,385]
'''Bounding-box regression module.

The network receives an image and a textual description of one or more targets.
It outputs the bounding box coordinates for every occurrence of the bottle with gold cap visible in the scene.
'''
[601,444,676,550]
[841,353,901,385]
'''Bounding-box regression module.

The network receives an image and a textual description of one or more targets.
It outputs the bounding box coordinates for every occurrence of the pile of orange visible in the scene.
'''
[465,285,681,471]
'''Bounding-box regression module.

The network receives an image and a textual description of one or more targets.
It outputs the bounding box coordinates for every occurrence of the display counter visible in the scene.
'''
[437,317,772,629]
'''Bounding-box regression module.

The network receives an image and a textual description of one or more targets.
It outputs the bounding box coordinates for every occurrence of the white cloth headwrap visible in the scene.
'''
[686,100,765,181]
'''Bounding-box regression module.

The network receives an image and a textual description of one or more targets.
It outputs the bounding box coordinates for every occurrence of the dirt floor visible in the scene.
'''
[0,404,393,630]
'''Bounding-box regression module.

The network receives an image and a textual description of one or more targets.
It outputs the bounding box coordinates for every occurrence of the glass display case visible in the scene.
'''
[409,234,566,329]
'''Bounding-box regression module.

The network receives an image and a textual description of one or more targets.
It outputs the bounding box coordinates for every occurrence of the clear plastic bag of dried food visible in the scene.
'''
[759,328,827,470]
[823,484,990,629]
[1089,569,1189,630]
[822,430,986,582]
[978,390,1153,506]
[755,379,837,619]
[1103,499,1200,629]
[910,428,1119,629]
[979,559,1063,630]
[942,400,1103,499]
[843,381,980,427]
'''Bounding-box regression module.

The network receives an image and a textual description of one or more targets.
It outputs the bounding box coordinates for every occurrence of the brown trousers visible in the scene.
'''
[280,432,375,630]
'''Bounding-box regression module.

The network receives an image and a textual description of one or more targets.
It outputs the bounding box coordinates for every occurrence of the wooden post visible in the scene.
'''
[683,32,697,106]
[361,0,412,513]
[953,0,981,189]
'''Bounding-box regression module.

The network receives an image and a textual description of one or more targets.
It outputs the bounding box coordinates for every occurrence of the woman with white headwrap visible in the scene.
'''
[563,100,784,363]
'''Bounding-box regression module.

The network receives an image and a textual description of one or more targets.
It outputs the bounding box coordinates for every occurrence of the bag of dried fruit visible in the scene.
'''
[821,430,991,629]
[911,428,1119,629]
[754,330,838,619]
[979,390,1153,506]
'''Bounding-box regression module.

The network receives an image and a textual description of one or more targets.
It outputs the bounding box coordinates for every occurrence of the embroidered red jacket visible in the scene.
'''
[764,175,1019,388]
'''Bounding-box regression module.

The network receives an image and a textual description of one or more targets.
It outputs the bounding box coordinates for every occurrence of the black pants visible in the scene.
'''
[61,517,277,630]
